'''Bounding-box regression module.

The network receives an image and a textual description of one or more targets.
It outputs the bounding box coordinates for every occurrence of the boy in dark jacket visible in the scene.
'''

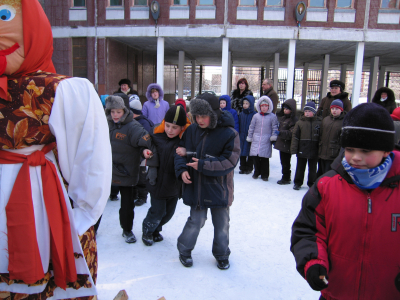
[291,102,321,190]
[129,95,154,206]
[174,93,240,270]
[105,95,158,243]
[317,99,345,176]
[273,98,298,184]
[141,105,190,246]
[238,95,256,174]
[291,103,400,300]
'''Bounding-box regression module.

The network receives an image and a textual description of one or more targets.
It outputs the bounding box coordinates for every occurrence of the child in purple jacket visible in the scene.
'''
[143,83,170,125]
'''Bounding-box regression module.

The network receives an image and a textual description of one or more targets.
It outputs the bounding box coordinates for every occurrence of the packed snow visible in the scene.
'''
[95,148,320,300]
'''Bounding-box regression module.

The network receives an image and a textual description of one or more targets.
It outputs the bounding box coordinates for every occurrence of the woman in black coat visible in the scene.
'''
[372,87,397,114]
[230,78,253,114]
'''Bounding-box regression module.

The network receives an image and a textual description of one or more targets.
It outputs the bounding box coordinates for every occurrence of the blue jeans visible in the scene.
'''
[177,207,230,260]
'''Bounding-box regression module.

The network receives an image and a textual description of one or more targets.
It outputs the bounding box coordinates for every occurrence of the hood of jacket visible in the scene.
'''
[277,98,297,118]
[256,96,273,114]
[242,95,255,114]
[372,87,395,104]
[219,95,233,110]
[146,83,164,103]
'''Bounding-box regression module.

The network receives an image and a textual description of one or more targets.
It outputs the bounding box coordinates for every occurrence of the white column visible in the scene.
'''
[319,54,330,103]
[221,38,229,95]
[286,40,296,100]
[352,42,365,107]
[157,37,164,89]
[378,65,386,88]
[191,60,196,100]
[302,63,309,109]
[178,51,185,99]
[340,64,347,85]
[368,56,379,102]
[228,51,232,94]
[273,53,279,87]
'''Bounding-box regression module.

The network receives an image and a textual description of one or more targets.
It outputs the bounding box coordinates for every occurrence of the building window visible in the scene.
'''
[198,0,214,5]
[381,0,399,8]
[133,0,147,4]
[309,0,325,7]
[173,0,188,4]
[110,0,123,6]
[72,38,87,79]
[239,0,255,5]
[73,0,86,6]
[336,0,353,8]
[266,0,283,6]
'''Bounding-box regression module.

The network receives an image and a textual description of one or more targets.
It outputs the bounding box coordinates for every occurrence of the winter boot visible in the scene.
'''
[135,198,147,206]
[109,195,119,201]
[216,259,230,270]
[153,232,164,242]
[142,233,154,246]
[293,184,301,190]
[179,254,193,267]
[122,230,136,243]
[277,179,291,185]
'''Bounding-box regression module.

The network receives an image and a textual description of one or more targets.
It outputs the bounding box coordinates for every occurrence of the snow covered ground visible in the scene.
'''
[95,148,321,300]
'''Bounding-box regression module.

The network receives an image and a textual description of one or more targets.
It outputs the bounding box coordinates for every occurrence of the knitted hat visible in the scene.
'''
[129,95,142,115]
[340,103,395,152]
[164,105,187,126]
[304,101,317,114]
[330,80,345,92]
[175,98,187,112]
[118,78,131,86]
[391,107,400,122]
[330,99,344,111]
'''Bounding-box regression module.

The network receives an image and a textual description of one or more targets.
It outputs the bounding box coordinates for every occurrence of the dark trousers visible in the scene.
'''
[119,186,136,232]
[239,156,253,172]
[294,157,318,187]
[279,151,292,181]
[177,207,230,260]
[253,156,270,179]
[137,166,148,200]
[110,185,119,197]
[317,159,334,177]
[142,196,179,235]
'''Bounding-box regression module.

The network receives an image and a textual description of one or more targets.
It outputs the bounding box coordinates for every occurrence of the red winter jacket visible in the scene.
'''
[291,150,400,300]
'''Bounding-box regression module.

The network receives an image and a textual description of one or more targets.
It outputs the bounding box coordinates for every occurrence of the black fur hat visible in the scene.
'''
[164,105,187,126]
[340,103,395,152]
[190,92,221,129]
[330,80,345,92]
[118,78,131,86]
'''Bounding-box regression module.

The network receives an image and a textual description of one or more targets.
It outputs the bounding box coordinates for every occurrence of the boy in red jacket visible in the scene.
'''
[291,103,400,300]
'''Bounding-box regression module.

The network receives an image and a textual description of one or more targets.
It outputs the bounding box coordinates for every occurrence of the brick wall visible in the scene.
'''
[52,38,72,76]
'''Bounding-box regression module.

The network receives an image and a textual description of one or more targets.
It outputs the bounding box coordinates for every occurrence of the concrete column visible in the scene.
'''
[273,53,279,88]
[265,61,271,79]
[302,63,309,109]
[368,56,379,102]
[352,42,365,107]
[378,66,386,89]
[340,64,347,85]
[157,37,164,89]
[228,51,232,94]
[191,60,196,100]
[286,40,296,100]
[178,51,185,98]
[221,38,229,95]
[319,54,330,103]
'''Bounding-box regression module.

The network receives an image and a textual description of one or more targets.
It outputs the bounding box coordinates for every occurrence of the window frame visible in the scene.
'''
[308,0,326,8]
[380,0,400,9]
[336,0,354,8]
[108,0,124,7]
[131,0,148,5]
[171,0,189,5]
[197,0,215,5]
[239,0,256,6]
[265,0,284,7]
[72,0,86,7]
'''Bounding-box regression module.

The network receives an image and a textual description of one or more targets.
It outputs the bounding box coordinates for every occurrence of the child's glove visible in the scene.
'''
[270,136,277,142]
[246,136,252,142]
[306,264,328,291]
[146,167,157,185]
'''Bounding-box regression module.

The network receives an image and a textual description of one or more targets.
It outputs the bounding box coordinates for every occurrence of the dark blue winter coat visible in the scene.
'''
[238,95,256,156]
[174,111,240,209]
[219,95,239,133]
[133,114,154,133]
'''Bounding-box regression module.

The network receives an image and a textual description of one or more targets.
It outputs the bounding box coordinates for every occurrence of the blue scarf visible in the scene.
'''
[341,153,394,190]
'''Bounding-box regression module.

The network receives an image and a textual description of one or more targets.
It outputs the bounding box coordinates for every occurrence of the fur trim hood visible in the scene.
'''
[146,83,164,103]
[190,98,220,129]
[256,96,273,114]
[105,95,130,123]
[372,87,395,104]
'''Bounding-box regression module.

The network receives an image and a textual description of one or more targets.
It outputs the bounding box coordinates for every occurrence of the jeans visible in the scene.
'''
[142,196,179,235]
[177,207,230,260]
[119,186,136,232]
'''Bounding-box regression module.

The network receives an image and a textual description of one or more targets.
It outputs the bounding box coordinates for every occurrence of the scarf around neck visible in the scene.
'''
[341,153,394,190]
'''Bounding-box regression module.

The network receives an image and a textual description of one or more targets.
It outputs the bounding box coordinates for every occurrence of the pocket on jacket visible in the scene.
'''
[112,163,130,177]
[329,143,341,159]
[202,175,227,206]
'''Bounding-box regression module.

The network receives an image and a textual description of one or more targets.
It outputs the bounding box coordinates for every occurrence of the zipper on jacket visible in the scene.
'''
[197,132,208,209]
[367,193,372,214]
[258,115,264,154]
[358,192,371,299]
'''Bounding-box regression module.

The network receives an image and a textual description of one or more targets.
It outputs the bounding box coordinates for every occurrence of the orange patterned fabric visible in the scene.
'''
[0,71,69,149]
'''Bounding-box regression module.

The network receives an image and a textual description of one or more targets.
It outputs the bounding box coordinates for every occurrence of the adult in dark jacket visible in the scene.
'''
[371,86,396,114]
[316,80,352,118]
[219,94,239,132]
[274,99,298,184]
[174,92,240,270]
[230,77,253,114]
[106,95,158,243]
[238,95,256,174]
[262,78,279,114]
[114,78,137,96]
